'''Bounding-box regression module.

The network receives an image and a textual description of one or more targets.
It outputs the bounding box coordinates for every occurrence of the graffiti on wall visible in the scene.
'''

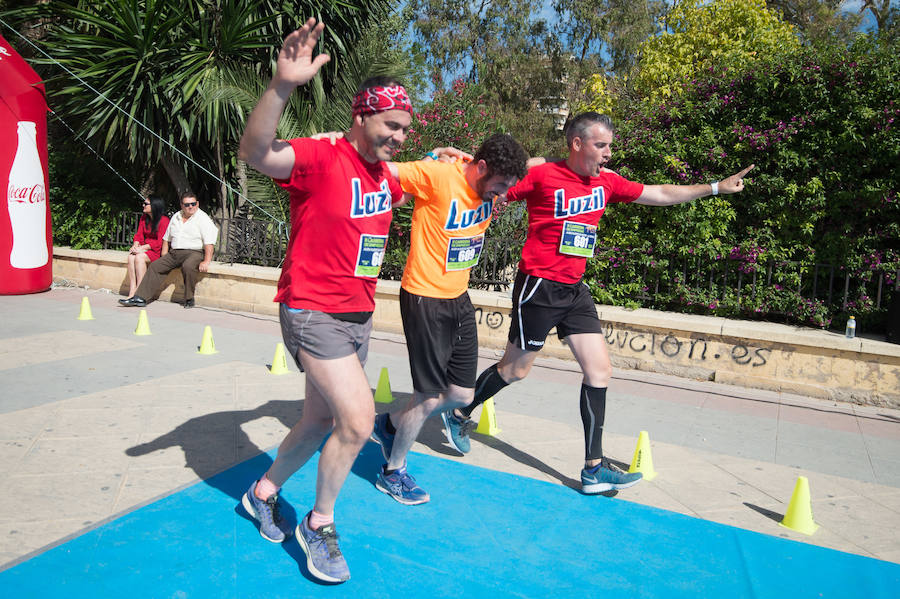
[602,323,771,367]
[474,307,506,330]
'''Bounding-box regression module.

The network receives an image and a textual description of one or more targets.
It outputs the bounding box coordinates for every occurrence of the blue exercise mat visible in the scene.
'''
[2,442,898,598]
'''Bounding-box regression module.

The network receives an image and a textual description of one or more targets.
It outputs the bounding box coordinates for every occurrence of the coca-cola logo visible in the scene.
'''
[8,184,46,204]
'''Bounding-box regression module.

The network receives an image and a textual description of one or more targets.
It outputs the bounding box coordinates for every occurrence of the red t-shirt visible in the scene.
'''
[507,161,643,284]
[275,137,401,312]
[133,214,170,261]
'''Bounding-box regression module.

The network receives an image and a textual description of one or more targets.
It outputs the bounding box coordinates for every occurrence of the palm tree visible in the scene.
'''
[7,0,403,217]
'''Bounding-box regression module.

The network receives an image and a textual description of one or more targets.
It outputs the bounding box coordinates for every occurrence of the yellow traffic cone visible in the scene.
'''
[475,397,501,436]
[269,342,289,375]
[628,430,658,481]
[374,367,393,403]
[779,476,819,535]
[77,296,94,320]
[197,325,218,354]
[134,309,151,336]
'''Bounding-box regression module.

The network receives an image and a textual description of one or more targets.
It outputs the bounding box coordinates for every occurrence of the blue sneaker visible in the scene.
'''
[440,410,474,454]
[370,413,394,461]
[376,465,430,505]
[581,459,643,494]
[296,513,350,583]
[241,480,293,542]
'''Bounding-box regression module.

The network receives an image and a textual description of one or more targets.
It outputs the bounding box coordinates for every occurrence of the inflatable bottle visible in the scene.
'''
[1,33,52,295]
[7,121,48,269]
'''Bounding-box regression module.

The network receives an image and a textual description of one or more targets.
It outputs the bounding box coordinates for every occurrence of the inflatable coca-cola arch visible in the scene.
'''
[0,33,51,295]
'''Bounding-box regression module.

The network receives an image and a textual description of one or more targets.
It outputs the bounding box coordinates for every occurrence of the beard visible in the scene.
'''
[369,134,401,161]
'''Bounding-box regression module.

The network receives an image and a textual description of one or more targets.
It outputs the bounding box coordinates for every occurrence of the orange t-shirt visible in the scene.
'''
[397,160,494,299]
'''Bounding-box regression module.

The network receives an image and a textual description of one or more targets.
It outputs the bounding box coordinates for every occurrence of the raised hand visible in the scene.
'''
[273,18,331,90]
[718,164,755,194]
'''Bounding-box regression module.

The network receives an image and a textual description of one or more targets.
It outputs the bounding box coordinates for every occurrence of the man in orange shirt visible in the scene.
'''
[370,134,528,504]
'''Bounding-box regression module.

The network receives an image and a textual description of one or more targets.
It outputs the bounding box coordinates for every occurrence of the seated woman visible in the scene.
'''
[125,196,169,298]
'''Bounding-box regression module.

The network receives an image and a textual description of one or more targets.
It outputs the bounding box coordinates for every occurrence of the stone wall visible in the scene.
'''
[53,247,900,407]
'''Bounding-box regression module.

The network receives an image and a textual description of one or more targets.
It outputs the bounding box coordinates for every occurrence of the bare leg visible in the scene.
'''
[126,253,138,297]
[265,350,374,516]
[387,384,473,471]
[495,341,541,383]
[134,254,150,293]
[566,332,612,388]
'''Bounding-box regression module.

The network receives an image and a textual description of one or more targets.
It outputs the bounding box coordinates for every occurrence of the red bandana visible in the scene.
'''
[351,85,412,116]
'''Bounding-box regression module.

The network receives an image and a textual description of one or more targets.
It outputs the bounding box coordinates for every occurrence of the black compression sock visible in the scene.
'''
[580,384,607,461]
[461,364,510,418]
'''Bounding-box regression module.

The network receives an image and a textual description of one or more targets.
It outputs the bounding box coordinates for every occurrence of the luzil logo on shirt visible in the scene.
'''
[445,198,493,231]
[553,187,605,218]
[350,178,392,218]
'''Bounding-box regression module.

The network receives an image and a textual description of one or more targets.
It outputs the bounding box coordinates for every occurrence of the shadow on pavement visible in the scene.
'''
[744,502,784,523]
[125,399,303,500]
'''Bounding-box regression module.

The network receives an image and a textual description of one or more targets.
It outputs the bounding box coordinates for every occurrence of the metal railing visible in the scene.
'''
[106,212,897,329]
[593,252,899,313]
[105,212,288,267]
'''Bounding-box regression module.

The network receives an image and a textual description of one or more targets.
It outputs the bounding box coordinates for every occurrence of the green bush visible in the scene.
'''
[593,35,900,331]
[48,140,136,249]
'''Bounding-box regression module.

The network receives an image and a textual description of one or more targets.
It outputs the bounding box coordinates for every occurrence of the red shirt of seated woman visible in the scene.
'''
[134,213,170,261]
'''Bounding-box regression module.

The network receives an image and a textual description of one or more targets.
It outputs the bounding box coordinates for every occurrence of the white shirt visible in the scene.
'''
[163,208,219,250]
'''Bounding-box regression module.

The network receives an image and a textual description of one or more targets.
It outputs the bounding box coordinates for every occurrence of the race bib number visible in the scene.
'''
[558,221,596,257]
[445,234,485,271]
[355,234,388,277]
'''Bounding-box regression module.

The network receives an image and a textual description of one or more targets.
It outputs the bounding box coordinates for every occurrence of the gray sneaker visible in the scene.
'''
[375,465,430,505]
[440,410,474,454]
[241,480,292,542]
[296,513,350,583]
[581,459,643,494]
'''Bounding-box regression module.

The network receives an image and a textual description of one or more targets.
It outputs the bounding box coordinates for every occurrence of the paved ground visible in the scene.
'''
[1,286,899,588]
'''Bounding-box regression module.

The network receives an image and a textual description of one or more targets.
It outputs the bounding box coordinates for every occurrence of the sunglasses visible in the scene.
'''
[142,201,150,206]
[182,201,198,207]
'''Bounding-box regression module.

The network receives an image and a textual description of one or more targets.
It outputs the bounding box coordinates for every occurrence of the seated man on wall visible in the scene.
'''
[119,193,219,308]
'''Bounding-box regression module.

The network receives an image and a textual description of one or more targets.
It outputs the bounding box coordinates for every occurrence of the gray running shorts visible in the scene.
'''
[279,304,372,372]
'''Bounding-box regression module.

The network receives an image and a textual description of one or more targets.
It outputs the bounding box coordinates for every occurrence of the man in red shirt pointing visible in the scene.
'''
[442,112,754,495]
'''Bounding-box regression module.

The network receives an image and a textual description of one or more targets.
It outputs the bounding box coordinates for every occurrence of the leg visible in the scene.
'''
[269,351,374,516]
[132,251,179,300]
[567,332,612,389]
[179,250,204,302]
[242,363,338,544]
[567,332,612,468]
[133,253,150,295]
[387,384,473,471]
[264,378,336,488]
[295,351,371,583]
[458,342,539,419]
[126,253,138,297]
[567,332,641,492]
[496,342,541,383]
[458,270,552,418]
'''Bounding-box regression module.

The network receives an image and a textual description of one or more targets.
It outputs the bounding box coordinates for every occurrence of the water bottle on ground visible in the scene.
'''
[845,316,856,339]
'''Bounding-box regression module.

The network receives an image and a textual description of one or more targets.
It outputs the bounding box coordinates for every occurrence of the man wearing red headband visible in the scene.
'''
[238,18,413,583]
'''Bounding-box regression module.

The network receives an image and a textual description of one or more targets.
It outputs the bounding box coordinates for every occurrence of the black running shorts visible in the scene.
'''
[400,288,478,395]
[507,270,603,351]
